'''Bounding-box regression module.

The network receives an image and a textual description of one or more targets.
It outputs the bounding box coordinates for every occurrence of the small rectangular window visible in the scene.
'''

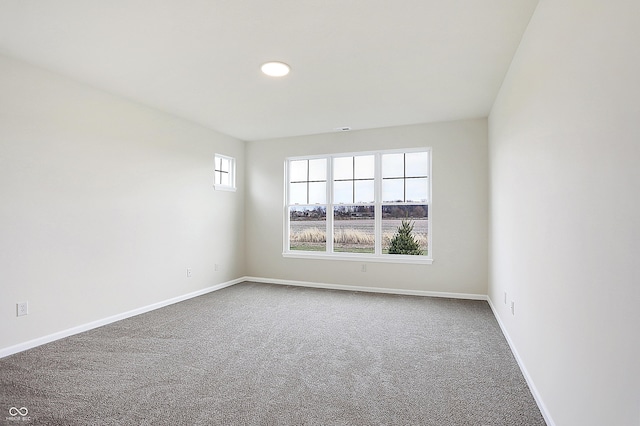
[214,154,236,191]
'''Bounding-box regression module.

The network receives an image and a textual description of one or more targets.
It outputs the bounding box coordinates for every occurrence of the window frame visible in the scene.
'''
[214,153,236,192]
[283,147,432,264]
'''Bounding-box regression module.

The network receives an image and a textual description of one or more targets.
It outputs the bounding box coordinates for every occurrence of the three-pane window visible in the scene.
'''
[285,148,431,262]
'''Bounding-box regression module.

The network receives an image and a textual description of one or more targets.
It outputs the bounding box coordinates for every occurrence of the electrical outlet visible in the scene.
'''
[17,302,28,317]
[504,292,507,304]
[186,268,192,278]
[214,264,219,272]
[361,264,367,272]
[510,301,515,315]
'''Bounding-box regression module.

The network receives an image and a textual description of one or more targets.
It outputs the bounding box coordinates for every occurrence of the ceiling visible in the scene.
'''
[0,0,539,141]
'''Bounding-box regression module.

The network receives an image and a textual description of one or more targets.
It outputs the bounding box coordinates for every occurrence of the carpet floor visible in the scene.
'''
[1,282,546,425]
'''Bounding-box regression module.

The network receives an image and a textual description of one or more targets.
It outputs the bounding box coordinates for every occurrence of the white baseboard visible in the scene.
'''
[0,277,244,359]
[244,276,488,301]
[487,297,555,426]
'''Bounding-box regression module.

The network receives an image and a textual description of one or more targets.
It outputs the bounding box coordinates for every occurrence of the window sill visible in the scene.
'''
[214,185,236,192]
[282,251,433,265]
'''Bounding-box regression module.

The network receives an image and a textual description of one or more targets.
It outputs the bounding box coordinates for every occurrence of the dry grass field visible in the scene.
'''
[290,219,428,254]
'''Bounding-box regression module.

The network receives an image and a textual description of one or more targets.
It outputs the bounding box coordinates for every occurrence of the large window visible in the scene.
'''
[284,148,431,263]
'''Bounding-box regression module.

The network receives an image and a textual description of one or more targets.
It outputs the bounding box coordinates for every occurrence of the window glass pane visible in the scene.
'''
[289,182,307,204]
[382,205,428,255]
[354,180,374,203]
[333,157,353,180]
[219,171,230,186]
[290,160,308,182]
[333,180,353,204]
[219,157,230,173]
[382,153,404,178]
[405,152,428,177]
[308,182,326,204]
[333,206,375,254]
[308,159,327,181]
[382,179,404,203]
[290,206,327,251]
[354,155,375,179]
[406,178,428,202]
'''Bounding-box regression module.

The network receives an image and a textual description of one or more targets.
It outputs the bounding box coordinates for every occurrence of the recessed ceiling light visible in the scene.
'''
[261,61,290,77]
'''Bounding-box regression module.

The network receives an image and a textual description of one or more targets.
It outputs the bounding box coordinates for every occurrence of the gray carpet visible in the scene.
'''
[1,282,546,425]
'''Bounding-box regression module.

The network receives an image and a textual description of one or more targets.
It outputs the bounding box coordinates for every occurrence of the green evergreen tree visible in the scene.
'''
[388,219,422,255]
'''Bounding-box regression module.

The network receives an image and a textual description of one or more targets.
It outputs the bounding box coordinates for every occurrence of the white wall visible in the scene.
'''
[246,119,488,295]
[488,1,640,425]
[0,55,245,351]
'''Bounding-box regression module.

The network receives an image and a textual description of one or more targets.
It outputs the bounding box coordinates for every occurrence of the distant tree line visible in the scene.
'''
[290,204,427,221]
[382,205,427,219]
